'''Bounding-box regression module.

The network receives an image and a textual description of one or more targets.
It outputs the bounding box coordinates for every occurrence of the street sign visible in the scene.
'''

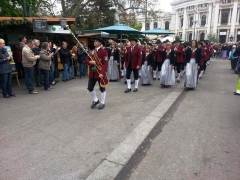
[33,19,48,30]
[60,19,67,28]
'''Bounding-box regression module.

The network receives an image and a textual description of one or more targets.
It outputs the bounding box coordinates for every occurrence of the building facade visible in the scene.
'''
[135,11,172,32]
[170,0,240,43]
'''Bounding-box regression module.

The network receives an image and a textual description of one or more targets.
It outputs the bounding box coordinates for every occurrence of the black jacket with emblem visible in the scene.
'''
[0,47,12,74]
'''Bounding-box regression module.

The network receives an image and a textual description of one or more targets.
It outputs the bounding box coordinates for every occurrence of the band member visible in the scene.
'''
[160,42,176,88]
[124,37,142,93]
[202,40,209,72]
[107,41,120,81]
[153,39,164,80]
[174,38,184,83]
[198,42,206,80]
[141,45,154,85]
[86,37,108,110]
[120,44,126,78]
[185,40,201,91]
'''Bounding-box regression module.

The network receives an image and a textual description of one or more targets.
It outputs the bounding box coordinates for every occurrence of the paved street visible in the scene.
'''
[0,69,176,180]
[0,58,240,180]
[117,59,240,180]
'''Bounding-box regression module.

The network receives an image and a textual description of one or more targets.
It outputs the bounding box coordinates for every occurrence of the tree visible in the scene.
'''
[207,33,219,43]
[0,0,38,17]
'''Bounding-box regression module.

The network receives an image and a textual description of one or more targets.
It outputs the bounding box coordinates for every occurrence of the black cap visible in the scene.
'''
[93,36,104,44]
[175,37,181,42]
[129,36,138,42]
[156,39,162,44]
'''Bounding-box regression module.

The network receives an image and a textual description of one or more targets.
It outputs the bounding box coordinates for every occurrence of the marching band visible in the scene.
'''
[71,33,213,110]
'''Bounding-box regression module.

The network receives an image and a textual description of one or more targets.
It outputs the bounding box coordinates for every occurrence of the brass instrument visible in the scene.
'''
[65,25,109,88]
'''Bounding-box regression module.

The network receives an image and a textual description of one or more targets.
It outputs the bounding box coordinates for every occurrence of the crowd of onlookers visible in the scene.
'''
[0,34,89,97]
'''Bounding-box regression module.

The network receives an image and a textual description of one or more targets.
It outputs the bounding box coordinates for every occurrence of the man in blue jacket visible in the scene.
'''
[0,39,16,98]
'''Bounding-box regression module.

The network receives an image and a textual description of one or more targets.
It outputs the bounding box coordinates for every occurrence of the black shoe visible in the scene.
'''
[124,88,131,93]
[91,100,99,109]
[9,94,16,97]
[98,103,105,110]
[153,78,156,80]
[158,78,160,80]
[234,92,240,95]
[36,84,42,87]
[124,81,127,84]
[3,95,11,98]
[133,88,138,92]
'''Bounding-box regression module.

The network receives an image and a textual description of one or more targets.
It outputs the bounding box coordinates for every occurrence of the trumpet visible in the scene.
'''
[65,25,109,88]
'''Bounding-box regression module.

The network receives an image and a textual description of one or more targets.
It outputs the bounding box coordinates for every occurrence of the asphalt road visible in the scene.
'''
[120,59,240,180]
[0,70,178,180]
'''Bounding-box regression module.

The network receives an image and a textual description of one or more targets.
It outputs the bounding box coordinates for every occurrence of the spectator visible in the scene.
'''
[59,41,71,82]
[12,44,23,78]
[16,34,27,78]
[71,42,79,77]
[32,39,42,87]
[22,39,40,94]
[78,41,87,78]
[53,44,60,80]
[221,44,228,59]
[229,45,237,71]
[0,39,16,98]
[48,42,57,85]
[39,42,54,91]
[234,58,240,95]
[69,52,75,80]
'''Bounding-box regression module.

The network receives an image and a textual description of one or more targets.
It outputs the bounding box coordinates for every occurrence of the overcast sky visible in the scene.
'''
[160,0,172,12]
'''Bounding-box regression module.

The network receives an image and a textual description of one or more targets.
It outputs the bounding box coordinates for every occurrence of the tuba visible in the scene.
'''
[65,25,109,88]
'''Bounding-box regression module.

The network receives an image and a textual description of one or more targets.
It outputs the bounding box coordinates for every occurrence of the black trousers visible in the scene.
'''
[34,61,41,85]
[126,64,139,80]
[153,62,162,71]
[121,61,124,70]
[176,63,184,73]
[15,62,25,78]
[87,78,105,92]
[203,62,207,71]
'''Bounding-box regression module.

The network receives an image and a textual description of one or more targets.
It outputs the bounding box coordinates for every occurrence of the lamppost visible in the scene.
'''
[193,8,198,40]
[145,0,148,31]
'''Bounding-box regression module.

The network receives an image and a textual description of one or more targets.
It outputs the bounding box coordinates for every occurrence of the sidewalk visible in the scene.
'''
[124,59,240,180]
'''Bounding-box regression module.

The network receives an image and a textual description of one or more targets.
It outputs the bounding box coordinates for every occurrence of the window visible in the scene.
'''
[165,21,169,30]
[222,0,231,3]
[154,22,158,29]
[190,16,193,26]
[181,18,184,27]
[189,33,192,42]
[201,15,206,26]
[200,33,205,40]
[146,23,150,30]
[221,12,229,24]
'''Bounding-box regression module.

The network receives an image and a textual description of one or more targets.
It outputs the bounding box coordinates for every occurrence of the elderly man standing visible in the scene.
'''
[22,39,40,94]
[32,39,42,87]
[0,39,16,98]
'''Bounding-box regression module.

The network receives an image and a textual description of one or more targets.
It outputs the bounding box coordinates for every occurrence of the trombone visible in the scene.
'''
[65,25,108,87]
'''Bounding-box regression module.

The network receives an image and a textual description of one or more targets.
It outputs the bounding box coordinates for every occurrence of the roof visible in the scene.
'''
[0,17,75,23]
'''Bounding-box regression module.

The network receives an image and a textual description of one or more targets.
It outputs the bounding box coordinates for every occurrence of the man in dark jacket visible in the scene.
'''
[0,39,16,98]
[78,41,88,78]
[32,39,42,87]
[59,41,72,81]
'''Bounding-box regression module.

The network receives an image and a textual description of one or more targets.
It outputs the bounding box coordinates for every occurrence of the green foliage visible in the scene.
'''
[0,18,33,31]
[73,0,116,30]
[0,0,38,17]
[207,33,219,43]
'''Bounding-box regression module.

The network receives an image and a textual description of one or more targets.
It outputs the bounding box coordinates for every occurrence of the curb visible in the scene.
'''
[86,84,184,180]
